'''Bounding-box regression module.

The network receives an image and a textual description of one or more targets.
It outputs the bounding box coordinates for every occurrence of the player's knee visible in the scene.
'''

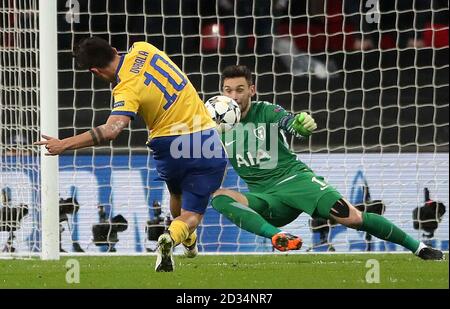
[212,188,230,198]
[211,190,227,209]
[330,199,363,228]
[346,208,363,228]
[214,189,248,206]
[211,189,247,211]
[330,199,351,218]
[352,209,363,226]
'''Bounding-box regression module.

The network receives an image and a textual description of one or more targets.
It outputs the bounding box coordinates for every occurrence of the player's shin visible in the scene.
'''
[211,195,281,238]
[359,212,420,253]
[168,219,190,246]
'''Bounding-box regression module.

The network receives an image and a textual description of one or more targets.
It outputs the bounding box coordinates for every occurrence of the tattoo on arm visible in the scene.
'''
[89,129,99,145]
[94,127,106,144]
[109,120,127,135]
[89,119,128,146]
[89,127,107,145]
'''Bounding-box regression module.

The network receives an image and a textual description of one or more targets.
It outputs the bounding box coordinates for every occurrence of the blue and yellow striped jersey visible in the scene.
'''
[111,42,215,139]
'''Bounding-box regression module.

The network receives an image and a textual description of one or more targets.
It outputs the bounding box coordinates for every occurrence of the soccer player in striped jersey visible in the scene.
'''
[35,37,228,271]
[211,65,443,260]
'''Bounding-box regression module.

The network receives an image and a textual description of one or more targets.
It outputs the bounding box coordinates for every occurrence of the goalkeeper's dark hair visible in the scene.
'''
[221,65,254,86]
[73,36,116,70]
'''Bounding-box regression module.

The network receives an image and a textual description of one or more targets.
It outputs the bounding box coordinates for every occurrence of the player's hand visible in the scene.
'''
[292,112,317,137]
[34,135,67,156]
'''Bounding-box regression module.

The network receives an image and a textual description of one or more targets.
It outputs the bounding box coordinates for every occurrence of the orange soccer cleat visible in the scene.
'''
[271,233,303,252]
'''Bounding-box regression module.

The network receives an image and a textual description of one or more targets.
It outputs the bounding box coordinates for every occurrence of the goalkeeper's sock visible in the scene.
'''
[182,230,197,248]
[168,219,190,247]
[360,212,420,253]
[211,195,281,239]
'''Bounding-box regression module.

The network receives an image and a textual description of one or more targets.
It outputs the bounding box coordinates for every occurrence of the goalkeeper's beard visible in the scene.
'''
[238,100,252,119]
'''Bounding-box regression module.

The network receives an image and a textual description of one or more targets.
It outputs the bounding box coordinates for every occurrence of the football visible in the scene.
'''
[205,95,241,133]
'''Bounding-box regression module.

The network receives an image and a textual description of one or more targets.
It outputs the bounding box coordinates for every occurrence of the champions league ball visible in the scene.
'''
[205,95,241,133]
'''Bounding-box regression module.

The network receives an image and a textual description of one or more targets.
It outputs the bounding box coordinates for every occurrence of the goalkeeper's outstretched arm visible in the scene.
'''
[34,114,130,156]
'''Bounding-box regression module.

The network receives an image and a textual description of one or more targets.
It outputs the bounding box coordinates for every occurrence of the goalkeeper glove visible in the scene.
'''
[291,112,317,137]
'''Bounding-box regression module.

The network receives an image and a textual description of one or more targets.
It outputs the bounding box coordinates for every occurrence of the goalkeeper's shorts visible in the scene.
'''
[148,128,227,214]
[244,170,342,227]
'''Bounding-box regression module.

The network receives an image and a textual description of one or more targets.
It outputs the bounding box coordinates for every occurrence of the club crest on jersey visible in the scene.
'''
[253,126,265,141]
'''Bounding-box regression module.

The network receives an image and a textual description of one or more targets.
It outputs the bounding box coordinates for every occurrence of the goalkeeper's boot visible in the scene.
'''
[271,233,303,252]
[155,233,174,272]
[417,246,444,260]
[183,239,198,258]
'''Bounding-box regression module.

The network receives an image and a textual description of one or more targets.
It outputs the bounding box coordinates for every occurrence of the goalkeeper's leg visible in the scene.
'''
[327,198,443,260]
[211,189,303,251]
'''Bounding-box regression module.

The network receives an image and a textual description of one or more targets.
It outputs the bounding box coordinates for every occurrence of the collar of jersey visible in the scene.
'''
[115,55,125,83]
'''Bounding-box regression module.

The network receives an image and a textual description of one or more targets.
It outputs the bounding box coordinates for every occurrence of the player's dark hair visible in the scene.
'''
[221,65,253,86]
[73,36,116,70]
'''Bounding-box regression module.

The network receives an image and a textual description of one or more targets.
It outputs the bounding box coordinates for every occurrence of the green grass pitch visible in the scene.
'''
[0,253,447,288]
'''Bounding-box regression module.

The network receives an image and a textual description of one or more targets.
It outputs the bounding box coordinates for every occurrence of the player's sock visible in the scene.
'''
[211,195,281,238]
[182,230,198,258]
[168,219,190,246]
[414,242,427,255]
[182,230,197,247]
[360,212,420,253]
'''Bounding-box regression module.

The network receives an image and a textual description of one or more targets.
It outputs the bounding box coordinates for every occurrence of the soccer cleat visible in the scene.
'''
[417,246,444,260]
[155,233,175,272]
[183,239,198,258]
[271,233,303,252]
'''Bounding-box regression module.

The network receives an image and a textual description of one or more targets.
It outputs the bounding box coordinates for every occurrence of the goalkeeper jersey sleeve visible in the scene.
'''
[260,102,303,138]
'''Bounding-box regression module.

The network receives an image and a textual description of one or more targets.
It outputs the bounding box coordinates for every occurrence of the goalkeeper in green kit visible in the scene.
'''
[211,65,443,260]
